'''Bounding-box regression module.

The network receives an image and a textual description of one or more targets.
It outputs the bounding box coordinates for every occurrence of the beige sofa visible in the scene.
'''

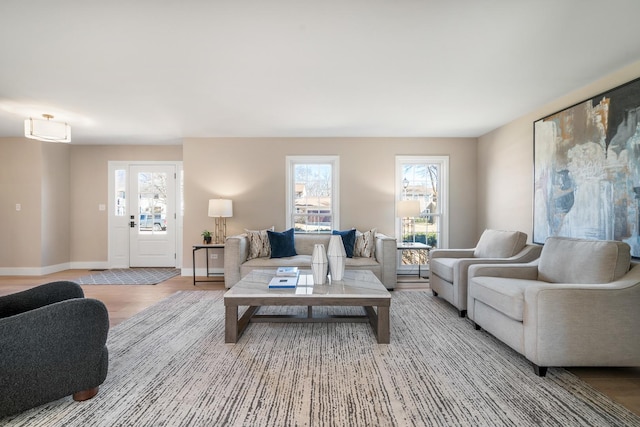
[467,236,640,376]
[224,232,397,289]
[429,229,543,317]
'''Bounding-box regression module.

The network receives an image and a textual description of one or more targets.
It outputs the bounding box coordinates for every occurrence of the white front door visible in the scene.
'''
[128,165,177,267]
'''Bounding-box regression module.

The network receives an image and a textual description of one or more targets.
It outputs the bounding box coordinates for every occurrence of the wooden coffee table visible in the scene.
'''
[224,269,391,344]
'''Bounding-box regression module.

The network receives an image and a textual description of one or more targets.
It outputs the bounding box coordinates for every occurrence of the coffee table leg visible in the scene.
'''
[377,305,390,344]
[225,304,239,343]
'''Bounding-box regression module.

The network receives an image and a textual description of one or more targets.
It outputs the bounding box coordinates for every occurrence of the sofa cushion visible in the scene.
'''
[538,237,631,284]
[242,255,312,268]
[354,229,376,258]
[241,254,380,271]
[345,256,380,268]
[294,234,331,255]
[473,229,527,258]
[430,257,457,282]
[246,227,274,260]
[268,228,297,258]
[332,229,356,258]
[469,277,537,322]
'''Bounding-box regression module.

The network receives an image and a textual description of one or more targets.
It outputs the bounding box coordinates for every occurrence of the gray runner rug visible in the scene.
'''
[73,268,180,285]
[3,291,639,426]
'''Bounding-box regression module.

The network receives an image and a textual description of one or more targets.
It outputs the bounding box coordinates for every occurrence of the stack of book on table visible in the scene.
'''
[268,267,299,288]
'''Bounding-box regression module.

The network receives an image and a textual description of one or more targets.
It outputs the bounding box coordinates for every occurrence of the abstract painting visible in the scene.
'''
[534,77,640,258]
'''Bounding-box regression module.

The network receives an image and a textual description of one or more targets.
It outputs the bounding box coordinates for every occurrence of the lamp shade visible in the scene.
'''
[396,200,420,218]
[24,116,71,143]
[208,199,233,217]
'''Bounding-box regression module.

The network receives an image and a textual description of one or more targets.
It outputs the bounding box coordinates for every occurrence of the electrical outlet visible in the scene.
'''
[210,253,218,259]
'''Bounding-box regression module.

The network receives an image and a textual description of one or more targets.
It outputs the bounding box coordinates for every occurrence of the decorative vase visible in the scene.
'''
[327,235,346,281]
[311,244,328,284]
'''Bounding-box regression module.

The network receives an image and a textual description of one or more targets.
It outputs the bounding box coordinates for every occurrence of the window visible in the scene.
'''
[114,169,126,216]
[136,171,168,234]
[286,156,339,233]
[396,156,449,271]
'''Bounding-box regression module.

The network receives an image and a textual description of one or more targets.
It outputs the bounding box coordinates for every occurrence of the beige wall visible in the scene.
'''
[70,145,183,263]
[0,141,182,271]
[41,143,71,266]
[0,139,44,268]
[183,137,478,268]
[477,60,640,241]
[4,137,477,271]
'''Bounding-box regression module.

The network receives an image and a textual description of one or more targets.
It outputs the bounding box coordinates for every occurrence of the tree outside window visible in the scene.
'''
[397,156,449,270]
[401,163,440,247]
[287,156,339,233]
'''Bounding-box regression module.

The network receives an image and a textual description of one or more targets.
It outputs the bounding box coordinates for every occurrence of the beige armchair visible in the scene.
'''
[429,229,542,317]
[467,236,640,377]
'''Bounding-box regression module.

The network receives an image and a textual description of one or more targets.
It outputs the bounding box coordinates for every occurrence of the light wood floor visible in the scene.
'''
[1,271,639,417]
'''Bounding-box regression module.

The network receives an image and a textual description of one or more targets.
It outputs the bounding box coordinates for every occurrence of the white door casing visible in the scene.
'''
[108,162,182,268]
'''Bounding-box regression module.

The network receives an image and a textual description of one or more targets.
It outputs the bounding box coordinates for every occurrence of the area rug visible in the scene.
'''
[3,291,639,426]
[72,268,180,285]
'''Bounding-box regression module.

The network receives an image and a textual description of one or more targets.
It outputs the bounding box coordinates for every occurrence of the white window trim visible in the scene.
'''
[286,155,340,232]
[395,155,449,249]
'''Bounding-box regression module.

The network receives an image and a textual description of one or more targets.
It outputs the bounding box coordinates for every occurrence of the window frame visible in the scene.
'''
[396,156,449,272]
[286,155,340,233]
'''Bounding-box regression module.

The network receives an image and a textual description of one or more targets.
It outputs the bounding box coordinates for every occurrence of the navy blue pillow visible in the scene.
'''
[267,228,297,258]
[332,229,356,258]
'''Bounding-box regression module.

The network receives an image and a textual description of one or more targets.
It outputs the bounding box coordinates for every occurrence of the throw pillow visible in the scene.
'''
[332,229,356,258]
[268,228,297,258]
[245,227,274,260]
[354,228,376,258]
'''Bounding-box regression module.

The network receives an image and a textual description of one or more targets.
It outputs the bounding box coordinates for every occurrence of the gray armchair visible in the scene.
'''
[0,281,109,417]
[429,229,542,317]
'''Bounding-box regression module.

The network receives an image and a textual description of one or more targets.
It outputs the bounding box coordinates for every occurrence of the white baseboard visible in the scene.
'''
[0,263,71,276]
[0,262,115,276]
[181,268,223,277]
[0,262,189,276]
[69,261,110,270]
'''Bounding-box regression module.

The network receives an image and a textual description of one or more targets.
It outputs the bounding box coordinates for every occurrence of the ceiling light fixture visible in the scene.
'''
[24,114,71,143]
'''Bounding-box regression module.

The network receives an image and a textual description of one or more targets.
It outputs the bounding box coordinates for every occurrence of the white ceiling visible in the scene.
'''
[1,0,640,145]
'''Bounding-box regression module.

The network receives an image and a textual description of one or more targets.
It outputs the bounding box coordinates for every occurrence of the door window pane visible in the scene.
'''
[115,169,126,216]
[137,172,168,234]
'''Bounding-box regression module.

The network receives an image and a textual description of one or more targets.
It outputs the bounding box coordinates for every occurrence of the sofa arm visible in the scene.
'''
[523,265,640,367]
[430,248,475,261]
[453,249,542,289]
[0,281,84,319]
[375,233,397,289]
[224,234,248,288]
[444,244,542,302]
[509,244,543,263]
[0,298,109,416]
[468,262,540,281]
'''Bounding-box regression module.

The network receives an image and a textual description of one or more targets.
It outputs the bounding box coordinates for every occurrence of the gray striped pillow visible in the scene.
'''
[354,229,376,258]
[245,227,274,260]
